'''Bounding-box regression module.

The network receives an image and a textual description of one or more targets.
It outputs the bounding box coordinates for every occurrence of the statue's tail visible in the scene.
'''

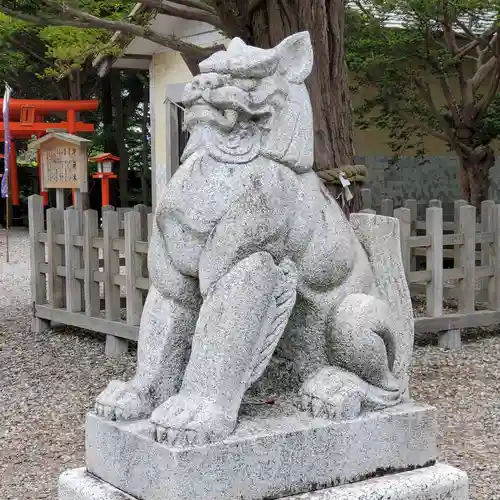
[350,213,414,398]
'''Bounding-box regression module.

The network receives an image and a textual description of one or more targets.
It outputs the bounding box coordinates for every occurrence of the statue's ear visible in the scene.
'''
[276,31,313,84]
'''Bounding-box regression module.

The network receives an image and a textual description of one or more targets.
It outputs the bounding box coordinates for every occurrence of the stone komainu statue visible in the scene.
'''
[96,32,414,446]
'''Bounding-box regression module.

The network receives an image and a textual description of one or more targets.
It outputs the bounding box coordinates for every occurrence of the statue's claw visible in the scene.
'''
[151,394,236,447]
[95,402,118,420]
[95,380,153,421]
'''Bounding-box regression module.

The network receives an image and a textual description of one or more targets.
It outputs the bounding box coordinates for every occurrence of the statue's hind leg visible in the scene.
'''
[327,293,399,390]
[299,293,402,420]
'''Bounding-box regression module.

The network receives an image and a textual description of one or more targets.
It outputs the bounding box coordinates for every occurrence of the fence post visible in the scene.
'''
[55,188,65,210]
[459,205,476,314]
[101,205,114,229]
[380,198,394,217]
[147,213,153,243]
[439,204,476,350]
[46,207,65,309]
[361,188,372,210]
[134,204,149,278]
[125,211,143,327]
[29,195,49,332]
[103,210,127,357]
[454,200,468,269]
[64,208,83,312]
[404,199,417,272]
[83,209,100,317]
[480,200,495,305]
[394,207,411,279]
[117,207,132,230]
[429,199,442,208]
[426,206,456,348]
[426,207,443,318]
[492,205,500,311]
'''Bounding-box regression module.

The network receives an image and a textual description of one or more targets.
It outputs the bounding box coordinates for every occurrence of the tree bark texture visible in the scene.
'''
[249,0,355,173]
[459,146,495,210]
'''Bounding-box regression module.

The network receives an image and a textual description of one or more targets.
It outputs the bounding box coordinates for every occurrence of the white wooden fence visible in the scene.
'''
[28,192,500,355]
[360,188,500,348]
[29,194,152,356]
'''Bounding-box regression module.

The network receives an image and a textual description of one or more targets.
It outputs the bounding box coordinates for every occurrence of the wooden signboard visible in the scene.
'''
[29,132,91,192]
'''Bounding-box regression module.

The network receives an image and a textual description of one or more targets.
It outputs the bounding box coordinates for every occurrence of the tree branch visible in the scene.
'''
[440,10,459,55]
[395,107,449,143]
[210,1,250,40]
[413,77,439,115]
[416,46,464,123]
[476,62,500,117]
[0,5,94,29]
[454,18,477,41]
[37,0,216,58]
[164,0,217,15]
[438,75,461,124]
[476,35,500,118]
[470,54,497,89]
[8,37,54,68]
[386,94,475,156]
[454,25,499,60]
[138,0,224,29]
[413,75,460,138]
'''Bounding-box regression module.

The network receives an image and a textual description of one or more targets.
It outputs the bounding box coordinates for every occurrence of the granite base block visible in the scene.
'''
[85,402,437,500]
[59,464,468,500]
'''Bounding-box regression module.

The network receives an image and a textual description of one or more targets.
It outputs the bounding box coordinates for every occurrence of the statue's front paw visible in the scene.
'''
[151,394,236,446]
[95,380,153,421]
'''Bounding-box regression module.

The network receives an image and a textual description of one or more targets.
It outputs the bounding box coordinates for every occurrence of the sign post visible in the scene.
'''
[28,132,91,210]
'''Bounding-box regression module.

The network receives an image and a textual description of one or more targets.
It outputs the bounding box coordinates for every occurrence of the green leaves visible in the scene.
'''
[0,0,136,79]
[346,0,500,155]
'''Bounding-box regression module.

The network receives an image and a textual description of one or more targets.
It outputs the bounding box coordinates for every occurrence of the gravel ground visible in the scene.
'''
[1,228,499,499]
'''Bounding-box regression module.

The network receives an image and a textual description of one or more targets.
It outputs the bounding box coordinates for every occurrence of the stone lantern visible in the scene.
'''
[89,153,119,207]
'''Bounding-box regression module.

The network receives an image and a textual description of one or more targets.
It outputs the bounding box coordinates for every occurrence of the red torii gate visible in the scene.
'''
[0,98,98,206]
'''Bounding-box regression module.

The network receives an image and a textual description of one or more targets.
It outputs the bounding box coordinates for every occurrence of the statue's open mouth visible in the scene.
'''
[183,86,273,132]
[183,100,240,132]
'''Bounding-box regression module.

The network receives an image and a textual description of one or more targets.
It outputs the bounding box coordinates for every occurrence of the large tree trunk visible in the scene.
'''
[250,0,358,212]
[458,146,494,211]
[251,0,354,171]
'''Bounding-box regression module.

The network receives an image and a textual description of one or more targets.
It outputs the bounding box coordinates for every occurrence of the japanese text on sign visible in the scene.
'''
[42,145,81,188]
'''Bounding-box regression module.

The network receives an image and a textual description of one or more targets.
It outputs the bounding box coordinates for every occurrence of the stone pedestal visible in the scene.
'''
[59,464,468,500]
[57,402,468,500]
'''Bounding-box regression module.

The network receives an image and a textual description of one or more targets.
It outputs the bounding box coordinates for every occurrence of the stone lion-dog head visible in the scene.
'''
[181,31,314,174]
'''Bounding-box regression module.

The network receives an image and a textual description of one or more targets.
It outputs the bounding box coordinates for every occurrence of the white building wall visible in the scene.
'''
[149,51,192,209]
[146,24,228,209]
